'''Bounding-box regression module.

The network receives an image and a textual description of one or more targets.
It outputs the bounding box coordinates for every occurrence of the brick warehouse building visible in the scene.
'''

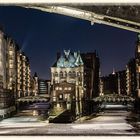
[0,27,32,118]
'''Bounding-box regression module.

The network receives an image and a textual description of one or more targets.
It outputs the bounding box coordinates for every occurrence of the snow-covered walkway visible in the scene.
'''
[0,105,139,135]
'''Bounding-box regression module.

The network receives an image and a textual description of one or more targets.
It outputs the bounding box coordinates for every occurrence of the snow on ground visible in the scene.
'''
[0,105,138,135]
[72,123,133,130]
[0,116,47,128]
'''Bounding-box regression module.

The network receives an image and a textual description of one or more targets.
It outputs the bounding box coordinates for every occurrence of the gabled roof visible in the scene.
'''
[52,50,84,68]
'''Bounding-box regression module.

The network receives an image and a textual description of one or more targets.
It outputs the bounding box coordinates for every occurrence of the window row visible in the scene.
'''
[53,71,82,77]
[55,86,72,91]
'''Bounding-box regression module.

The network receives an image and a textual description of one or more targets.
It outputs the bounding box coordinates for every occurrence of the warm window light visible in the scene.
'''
[138,46,140,53]
[65,94,67,99]
[9,51,13,55]
[59,94,63,99]
[9,64,13,68]
[138,66,140,73]
[53,97,56,101]
[10,78,12,81]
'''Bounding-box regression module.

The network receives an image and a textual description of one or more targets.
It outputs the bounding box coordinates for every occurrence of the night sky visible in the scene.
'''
[0,6,137,79]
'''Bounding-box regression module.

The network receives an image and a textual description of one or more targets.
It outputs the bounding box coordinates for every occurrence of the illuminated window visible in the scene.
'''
[55,87,59,90]
[9,51,13,55]
[138,46,140,53]
[59,94,63,99]
[57,103,60,107]
[53,97,56,101]
[65,94,67,99]
[9,64,13,68]
[59,87,62,90]
[68,87,71,90]
[64,87,67,90]
[10,78,12,81]
[138,66,140,73]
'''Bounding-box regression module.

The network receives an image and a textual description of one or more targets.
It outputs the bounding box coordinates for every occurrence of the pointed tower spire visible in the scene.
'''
[112,67,115,75]
[99,68,101,77]
[75,51,83,66]
[64,50,70,58]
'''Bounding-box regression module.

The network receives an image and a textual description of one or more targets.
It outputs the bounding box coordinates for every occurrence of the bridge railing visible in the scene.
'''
[93,94,135,103]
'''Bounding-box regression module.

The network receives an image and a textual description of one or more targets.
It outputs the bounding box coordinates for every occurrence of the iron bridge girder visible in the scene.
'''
[13,4,140,33]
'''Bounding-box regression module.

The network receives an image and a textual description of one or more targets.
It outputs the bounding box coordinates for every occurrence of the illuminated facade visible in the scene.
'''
[117,70,127,95]
[0,29,6,89]
[0,29,16,118]
[126,58,137,97]
[51,50,100,118]
[16,51,31,98]
[135,33,140,98]
[31,72,39,96]
[5,38,17,95]
[0,28,32,102]
[0,27,33,118]
[51,50,84,117]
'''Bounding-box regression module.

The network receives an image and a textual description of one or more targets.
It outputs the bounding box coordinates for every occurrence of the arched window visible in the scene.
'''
[55,72,58,77]
[60,71,63,78]
[72,71,76,77]
[69,71,72,77]
[64,71,67,77]
[77,72,81,77]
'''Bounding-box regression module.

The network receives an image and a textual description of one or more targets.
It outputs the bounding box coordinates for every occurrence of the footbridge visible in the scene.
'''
[93,94,135,103]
